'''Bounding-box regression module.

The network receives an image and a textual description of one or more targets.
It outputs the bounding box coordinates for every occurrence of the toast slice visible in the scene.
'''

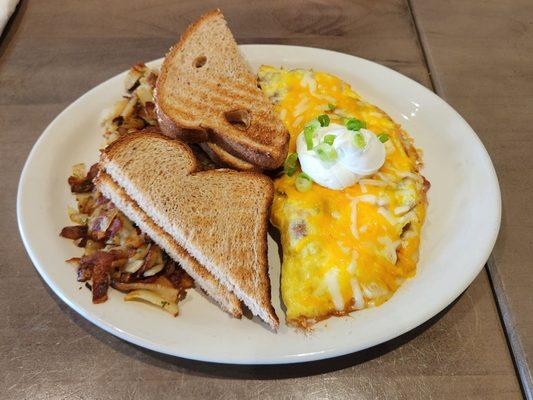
[99,132,279,329]
[95,172,243,318]
[201,143,256,171]
[155,9,289,170]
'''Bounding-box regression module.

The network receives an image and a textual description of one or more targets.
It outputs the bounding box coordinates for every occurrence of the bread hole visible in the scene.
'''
[224,109,251,130]
[193,55,207,68]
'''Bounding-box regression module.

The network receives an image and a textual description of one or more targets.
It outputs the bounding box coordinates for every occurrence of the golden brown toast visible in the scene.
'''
[155,9,289,171]
[98,132,279,329]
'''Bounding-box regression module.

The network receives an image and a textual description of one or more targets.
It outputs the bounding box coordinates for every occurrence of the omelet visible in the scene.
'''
[258,66,429,328]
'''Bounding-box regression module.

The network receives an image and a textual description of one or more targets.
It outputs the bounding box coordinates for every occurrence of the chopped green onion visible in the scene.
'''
[318,114,330,127]
[295,173,313,192]
[303,127,314,150]
[345,118,366,131]
[378,133,390,143]
[303,120,320,150]
[284,153,299,176]
[327,103,336,111]
[353,132,366,149]
[323,134,336,145]
[314,143,338,162]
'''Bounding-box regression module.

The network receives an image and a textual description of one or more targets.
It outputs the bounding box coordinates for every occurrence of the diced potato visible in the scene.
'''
[135,85,153,106]
[124,67,143,91]
[124,259,144,273]
[120,96,137,119]
[155,276,175,289]
[71,163,86,179]
[143,263,164,277]
[124,289,179,316]
[122,116,145,130]
[108,98,129,120]
[75,193,94,214]
[84,239,104,255]
[68,205,88,224]
[114,280,179,303]
[131,244,150,260]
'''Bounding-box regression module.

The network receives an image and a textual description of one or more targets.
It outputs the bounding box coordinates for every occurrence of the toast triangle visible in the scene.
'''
[99,132,279,329]
[155,9,289,170]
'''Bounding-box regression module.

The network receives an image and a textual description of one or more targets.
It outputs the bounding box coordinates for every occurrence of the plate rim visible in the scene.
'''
[17,44,502,364]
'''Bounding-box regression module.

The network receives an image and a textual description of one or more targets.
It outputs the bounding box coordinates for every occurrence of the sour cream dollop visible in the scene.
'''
[296,123,386,190]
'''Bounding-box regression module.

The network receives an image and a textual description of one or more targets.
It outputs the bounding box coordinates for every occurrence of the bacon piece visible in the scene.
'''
[67,163,99,193]
[89,251,116,303]
[133,275,158,284]
[137,244,160,276]
[95,193,110,205]
[87,163,99,181]
[88,209,118,241]
[77,253,102,282]
[88,217,108,240]
[68,176,93,193]
[163,260,194,289]
[106,216,123,239]
[422,176,431,193]
[92,263,110,303]
[73,251,127,302]
[59,225,88,240]
[167,268,194,290]
[163,260,177,275]
[106,249,128,261]
[77,264,92,282]
[110,257,128,269]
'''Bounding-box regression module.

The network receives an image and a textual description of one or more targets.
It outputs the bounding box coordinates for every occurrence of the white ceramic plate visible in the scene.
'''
[17,45,501,364]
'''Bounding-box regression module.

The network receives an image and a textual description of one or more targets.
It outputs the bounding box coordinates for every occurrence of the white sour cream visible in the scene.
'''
[296,123,386,190]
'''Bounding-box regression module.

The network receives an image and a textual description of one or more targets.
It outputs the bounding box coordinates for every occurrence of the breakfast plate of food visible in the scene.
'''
[17,10,500,364]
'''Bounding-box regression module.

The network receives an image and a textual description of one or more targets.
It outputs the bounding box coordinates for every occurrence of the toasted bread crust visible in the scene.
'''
[99,132,279,329]
[155,9,289,171]
[170,9,224,57]
[201,143,257,171]
[154,96,210,143]
[205,126,288,170]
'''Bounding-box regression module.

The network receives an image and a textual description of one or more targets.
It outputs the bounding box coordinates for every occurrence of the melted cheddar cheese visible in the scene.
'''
[258,66,428,327]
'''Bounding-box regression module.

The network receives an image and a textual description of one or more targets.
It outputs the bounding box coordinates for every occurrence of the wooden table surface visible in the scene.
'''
[0,1,529,399]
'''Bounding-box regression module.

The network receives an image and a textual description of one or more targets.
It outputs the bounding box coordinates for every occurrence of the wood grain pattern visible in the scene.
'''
[410,0,533,397]
[0,0,522,398]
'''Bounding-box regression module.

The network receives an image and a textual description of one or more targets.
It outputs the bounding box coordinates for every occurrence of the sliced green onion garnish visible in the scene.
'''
[303,126,314,150]
[327,103,336,111]
[295,173,313,192]
[345,118,366,131]
[303,120,320,150]
[314,143,338,162]
[284,153,299,177]
[318,114,330,127]
[353,132,366,149]
[323,134,336,145]
[378,133,390,143]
